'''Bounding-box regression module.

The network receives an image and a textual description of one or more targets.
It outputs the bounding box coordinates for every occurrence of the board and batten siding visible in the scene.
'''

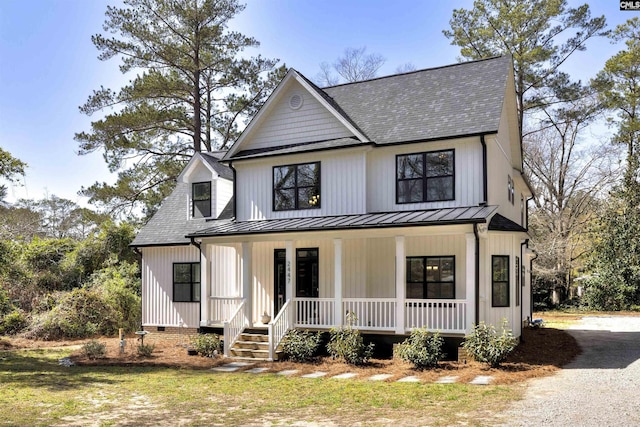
[141,246,200,328]
[249,240,335,322]
[208,243,240,297]
[234,149,367,221]
[367,137,483,212]
[215,178,233,218]
[406,234,468,300]
[481,233,523,338]
[241,81,354,152]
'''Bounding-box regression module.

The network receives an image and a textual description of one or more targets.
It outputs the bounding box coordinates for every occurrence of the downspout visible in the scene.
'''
[520,239,529,343]
[133,247,143,331]
[229,161,237,219]
[530,251,538,329]
[190,237,202,331]
[480,135,488,206]
[473,223,480,325]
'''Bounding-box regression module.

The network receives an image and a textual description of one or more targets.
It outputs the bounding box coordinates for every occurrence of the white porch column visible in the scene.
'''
[395,236,405,334]
[242,242,253,325]
[200,243,210,327]
[334,238,343,326]
[465,232,476,332]
[285,241,294,325]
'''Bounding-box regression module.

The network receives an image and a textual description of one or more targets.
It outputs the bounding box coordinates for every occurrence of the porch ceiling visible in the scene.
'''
[187,205,498,238]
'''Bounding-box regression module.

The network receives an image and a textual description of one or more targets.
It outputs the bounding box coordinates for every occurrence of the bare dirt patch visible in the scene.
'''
[19,326,581,385]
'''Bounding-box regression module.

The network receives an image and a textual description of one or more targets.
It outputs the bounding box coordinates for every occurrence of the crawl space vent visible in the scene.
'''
[289,93,303,110]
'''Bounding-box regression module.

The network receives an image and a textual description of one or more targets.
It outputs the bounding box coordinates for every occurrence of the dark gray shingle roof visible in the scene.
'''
[322,56,510,145]
[201,151,234,180]
[188,205,497,238]
[488,213,526,232]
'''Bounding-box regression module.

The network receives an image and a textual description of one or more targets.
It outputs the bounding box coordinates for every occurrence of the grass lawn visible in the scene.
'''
[1,346,519,426]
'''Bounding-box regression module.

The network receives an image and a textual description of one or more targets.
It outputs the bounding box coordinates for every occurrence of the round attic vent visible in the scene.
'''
[289,93,303,110]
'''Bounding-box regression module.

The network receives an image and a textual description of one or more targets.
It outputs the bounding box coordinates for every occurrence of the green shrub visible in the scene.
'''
[327,314,374,365]
[0,310,28,335]
[283,329,321,362]
[26,288,116,340]
[137,343,155,357]
[462,320,518,368]
[396,328,444,369]
[82,340,107,359]
[191,333,222,357]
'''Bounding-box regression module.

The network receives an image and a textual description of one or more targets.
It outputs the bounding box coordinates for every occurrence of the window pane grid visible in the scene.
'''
[397,150,454,204]
[173,262,200,303]
[273,162,320,211]
[492,255,510,307]
[405,256,455,299]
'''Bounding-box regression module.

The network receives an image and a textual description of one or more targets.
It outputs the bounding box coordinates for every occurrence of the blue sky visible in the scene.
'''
[0,0,635,206]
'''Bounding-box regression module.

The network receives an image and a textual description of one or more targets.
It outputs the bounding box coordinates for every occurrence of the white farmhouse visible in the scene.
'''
[131,55,535,360]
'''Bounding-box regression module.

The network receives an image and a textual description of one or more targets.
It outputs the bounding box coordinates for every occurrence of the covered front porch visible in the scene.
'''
[196,225,480,359]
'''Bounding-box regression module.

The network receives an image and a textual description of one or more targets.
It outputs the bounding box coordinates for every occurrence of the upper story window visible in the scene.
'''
[507,175,514,205]
[396,150,454,204]
[273,162,321,211]
[192,181,211,218]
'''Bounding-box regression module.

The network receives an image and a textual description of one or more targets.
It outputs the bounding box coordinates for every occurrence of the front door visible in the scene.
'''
[274,249,286,315]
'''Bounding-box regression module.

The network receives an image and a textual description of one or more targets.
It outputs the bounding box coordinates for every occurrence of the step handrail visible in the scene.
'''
[223,299,247,357]
[268,299,292,360]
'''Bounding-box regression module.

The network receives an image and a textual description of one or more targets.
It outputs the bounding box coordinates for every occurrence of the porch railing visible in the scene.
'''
[268,299,292,360]
[223,300,247,357]
[209,296,243,324]
[342,298,396,331]
[295,298,335,327]
[405,299,467,333]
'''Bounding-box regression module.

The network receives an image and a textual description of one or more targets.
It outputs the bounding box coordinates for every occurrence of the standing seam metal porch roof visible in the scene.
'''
[187,205,498,238]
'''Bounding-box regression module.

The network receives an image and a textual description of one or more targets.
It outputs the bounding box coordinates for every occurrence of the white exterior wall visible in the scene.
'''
[242,81,354,152]
[248,240,335,322]
[406,234,468,300]
[480,233,523,338]
[141,246,200,328]
[208,243,240,297]
[367,137,483,212]
[235,148,367,221]
[216,178,233,218]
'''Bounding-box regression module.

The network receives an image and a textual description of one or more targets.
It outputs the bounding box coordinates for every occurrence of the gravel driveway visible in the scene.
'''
[493,316,640,426]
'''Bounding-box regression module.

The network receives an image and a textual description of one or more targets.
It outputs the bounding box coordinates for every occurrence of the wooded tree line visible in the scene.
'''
[1,0,640,338]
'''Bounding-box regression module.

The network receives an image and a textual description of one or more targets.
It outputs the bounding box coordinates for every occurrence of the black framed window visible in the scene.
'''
[492,255,509,307]
[406,256,455,299]
[173,262,201,302]
[397,150,454,203]
[192,181,211,218]
[273,162,320,211]
[515,256,520,307]
[507,175,514,205]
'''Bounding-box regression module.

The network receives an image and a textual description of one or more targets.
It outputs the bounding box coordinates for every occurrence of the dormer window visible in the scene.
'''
[192,181,211,218]
[273,162,321,211]
[396,149,454,203]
